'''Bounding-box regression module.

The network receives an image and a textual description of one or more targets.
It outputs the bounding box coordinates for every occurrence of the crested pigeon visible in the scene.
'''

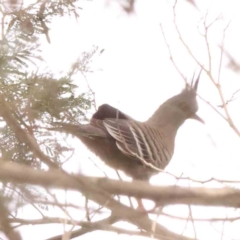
[49,72,203,181]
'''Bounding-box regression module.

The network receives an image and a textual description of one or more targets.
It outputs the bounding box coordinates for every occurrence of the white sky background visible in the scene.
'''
[9,0,240,239]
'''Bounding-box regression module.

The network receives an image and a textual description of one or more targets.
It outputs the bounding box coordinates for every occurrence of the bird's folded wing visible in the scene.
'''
[92,104,134,121]
[103,119,171,171]
[90,104,134,132]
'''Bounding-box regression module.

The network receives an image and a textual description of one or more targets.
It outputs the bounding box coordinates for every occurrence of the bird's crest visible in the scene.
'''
[148,69,204,124]
[185,69,202,92]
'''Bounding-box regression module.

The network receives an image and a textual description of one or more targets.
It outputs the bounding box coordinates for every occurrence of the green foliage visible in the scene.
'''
[0,0,99,212]
[0,1,95,168]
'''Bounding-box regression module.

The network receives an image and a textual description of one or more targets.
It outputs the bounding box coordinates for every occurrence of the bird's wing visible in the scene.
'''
[90,103,134,133]
[103,119,172,171]
[49,105,133,139]
[92,104,133,121]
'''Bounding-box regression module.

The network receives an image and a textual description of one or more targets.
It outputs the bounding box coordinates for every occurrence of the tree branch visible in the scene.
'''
[171,0,240,137]
[1,161,240,209]
[0,197,22,240]
[0,161,194,240]
[10,215,134,240]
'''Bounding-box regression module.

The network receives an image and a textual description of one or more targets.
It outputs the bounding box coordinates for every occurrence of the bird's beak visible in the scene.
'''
[190,113,204,124]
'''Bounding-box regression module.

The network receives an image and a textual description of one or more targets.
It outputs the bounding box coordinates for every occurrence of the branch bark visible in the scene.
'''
[0,161,193,240]
[0,197,22,240]
[1,161,240,209]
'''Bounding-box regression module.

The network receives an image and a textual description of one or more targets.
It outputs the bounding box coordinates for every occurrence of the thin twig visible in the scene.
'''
[171,0,240,137]
[160,23,187,84]
[188,183,197,239]
[81,71,97,111]
[156,212,240,222]
[217,21,231,84]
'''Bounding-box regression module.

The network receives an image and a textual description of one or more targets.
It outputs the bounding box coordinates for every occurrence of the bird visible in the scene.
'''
[49,71,203,209]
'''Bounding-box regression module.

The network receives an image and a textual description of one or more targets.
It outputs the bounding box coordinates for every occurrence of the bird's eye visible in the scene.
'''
[179,102,190,113]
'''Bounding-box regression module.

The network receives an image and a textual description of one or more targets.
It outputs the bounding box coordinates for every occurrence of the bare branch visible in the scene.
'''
[172,0,206,72]
[217,21,231,84]
[0,197,22,240]
[217,88,240,108]
[81,71,97,112]
[159,212,240,222]
[171,1,240,137]
[160,22,229,123]
[188,183,197,239]
[0,161,193,240]
[9,215,153,239]
[1,161,240,210]
[44,215,120,240]
[159,23,187,85]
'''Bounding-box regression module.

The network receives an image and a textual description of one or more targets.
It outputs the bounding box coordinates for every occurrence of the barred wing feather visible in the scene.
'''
[103,119,172,171]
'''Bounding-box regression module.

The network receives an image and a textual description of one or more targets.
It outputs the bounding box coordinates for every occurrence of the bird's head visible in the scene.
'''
[148,70,204,127]
[165,70,203,123]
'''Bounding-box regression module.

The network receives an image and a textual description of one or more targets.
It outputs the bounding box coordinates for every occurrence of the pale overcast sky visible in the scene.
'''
[11,0,240,239]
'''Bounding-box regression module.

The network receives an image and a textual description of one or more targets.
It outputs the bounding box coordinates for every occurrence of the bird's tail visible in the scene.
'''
[46,122,107,138]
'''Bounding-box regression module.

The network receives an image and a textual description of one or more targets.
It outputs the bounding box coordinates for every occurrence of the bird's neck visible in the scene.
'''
[146,106,186,136]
